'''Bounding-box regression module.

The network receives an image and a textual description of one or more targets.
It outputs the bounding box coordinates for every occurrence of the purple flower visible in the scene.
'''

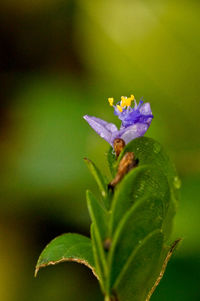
[83,95,153,146]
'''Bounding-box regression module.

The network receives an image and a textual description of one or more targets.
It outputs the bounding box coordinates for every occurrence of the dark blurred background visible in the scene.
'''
[0,0,200,300]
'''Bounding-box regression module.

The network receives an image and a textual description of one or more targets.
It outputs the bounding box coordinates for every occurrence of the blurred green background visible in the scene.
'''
[0,0,199,300]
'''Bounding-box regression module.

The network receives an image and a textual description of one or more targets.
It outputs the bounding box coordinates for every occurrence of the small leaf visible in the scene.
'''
[90,224,107,292]
[87,190,110,291]
[35,233,97,278]
[84,157,109,208]
[113,230,164,301]
[108,196,164,290]
[87,190,109,241]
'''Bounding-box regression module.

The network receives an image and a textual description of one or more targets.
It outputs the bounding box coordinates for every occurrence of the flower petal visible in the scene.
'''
[83,115,118,144]
[111,123,149,145]
[139,103,153,125]
[139,102,152,115]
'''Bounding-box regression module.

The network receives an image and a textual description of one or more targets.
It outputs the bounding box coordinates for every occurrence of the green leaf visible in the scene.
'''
[103,137,180,299]
[87,190,109,241]
[111,136,179,241]
[146,239,181,301]
[109,165,170,236]
[117,137,180,201]
[35,233,97,278]
[90,224,107,292]
[113,230,164,301]
[107,195,164,290]
[87,190,110,291]
[162,193,177,241]
[84,157,109,208]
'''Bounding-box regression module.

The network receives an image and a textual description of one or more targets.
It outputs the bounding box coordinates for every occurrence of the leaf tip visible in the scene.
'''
[170,238,182,253]
[34,265,39,278]
[84,157,90,163]
[145,238,182,301]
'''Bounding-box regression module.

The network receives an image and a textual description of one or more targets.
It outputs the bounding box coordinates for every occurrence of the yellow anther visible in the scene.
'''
[121,94,133,107]
[125,97,132,107]
[108,97,114,106]
[120,96,127,107]
[117,104,123,112]
[125,95,134,107]
[120,95,134,107]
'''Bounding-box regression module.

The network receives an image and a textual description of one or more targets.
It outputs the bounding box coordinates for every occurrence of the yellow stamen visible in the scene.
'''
[125,97,132,107]
[120,95,135,107]
[125,95,134,107]
[120,96,126,107]
[108,97,114,106]
[117,104,123,112]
